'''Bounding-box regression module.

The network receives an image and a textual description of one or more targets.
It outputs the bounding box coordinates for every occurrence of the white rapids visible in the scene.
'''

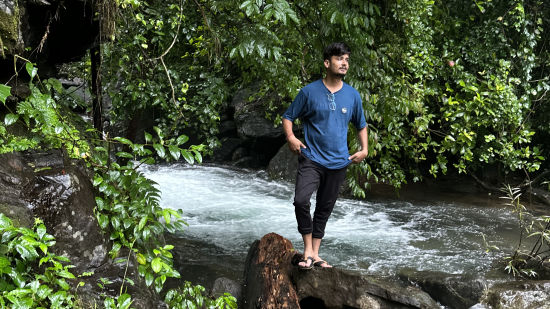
[142,163,520,276]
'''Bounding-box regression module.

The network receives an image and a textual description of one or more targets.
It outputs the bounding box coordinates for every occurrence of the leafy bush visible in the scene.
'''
[164,282,237,309]
[0,214,77,308]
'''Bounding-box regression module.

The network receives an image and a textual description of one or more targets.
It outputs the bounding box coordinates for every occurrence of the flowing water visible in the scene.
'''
[143,164,520,280]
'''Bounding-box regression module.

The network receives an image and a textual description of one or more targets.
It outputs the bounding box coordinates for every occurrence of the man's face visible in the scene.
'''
[324,54,350,78]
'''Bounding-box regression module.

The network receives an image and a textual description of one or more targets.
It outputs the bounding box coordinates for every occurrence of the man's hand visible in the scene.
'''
[287,135,306,155]
[348,149,368,163]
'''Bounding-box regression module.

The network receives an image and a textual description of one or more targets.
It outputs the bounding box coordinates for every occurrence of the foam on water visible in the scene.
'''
[143,164,519,276]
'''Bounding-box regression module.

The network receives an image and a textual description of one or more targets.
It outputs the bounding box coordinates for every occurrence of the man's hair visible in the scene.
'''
[323,42,351,61]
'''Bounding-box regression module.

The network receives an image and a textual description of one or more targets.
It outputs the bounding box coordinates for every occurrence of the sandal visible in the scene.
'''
[313,260,332,268]
[298,256,314,270]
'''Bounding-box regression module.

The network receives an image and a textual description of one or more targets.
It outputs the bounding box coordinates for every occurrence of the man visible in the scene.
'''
[282,42,368,269]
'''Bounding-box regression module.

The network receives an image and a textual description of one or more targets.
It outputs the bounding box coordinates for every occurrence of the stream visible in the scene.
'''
[142,163,521,285]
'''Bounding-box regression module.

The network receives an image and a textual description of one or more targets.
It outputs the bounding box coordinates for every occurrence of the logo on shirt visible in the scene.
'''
[341,107,347,114]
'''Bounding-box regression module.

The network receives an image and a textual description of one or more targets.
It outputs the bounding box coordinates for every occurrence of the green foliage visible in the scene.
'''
[0,214,77,308]
[94,0,550,197]
[0,62,90,157]
[1,59,235,307]
[205,0,549,195]
[102,0,227,150]
[164,282,237,309]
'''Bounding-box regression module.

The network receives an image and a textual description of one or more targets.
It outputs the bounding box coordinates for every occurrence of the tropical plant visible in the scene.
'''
[497,184,550,277]
[0,214,78,308]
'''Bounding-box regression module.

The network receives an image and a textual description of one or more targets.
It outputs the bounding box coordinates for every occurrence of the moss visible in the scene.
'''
[0,1,20,56]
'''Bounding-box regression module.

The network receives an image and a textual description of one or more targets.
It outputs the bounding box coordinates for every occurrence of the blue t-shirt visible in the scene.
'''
[283,79,367,169]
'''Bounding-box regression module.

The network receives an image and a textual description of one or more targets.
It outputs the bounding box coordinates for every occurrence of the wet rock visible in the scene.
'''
[212,277,242,301]
[267,144,298,182]
[219,120,237,137]
[243,233,441,309]
[398,268,485,309]
[164,233,243,291]
[0,152,34,227]
[231,87,283,140]
[0,150,163,308]
[291,258,440,309]
[211,137,245,162]
[242,232,300,309]
[480,280,550,309]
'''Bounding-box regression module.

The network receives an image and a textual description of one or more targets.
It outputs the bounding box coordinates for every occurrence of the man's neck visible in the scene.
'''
[323,75,343,93]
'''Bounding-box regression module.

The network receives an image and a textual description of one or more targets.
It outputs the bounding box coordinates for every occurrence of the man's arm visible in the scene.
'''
[283,118,306,154]
[348,126,368,163]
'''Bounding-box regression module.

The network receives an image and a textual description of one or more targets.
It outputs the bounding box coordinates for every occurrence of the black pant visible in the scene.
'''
[293,155,347,239]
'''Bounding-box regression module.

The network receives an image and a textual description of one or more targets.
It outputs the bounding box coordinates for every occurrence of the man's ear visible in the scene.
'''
[324,59,330,69]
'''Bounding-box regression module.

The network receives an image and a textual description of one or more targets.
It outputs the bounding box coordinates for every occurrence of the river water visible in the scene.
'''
[143,164,520,279]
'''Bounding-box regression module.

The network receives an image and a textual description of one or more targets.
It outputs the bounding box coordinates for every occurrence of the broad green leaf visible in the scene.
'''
[0,256,10,268]
[97,214,109,229]
[180,149,194,164]
[0,213,12,228]
[168,145,180,160]
[49,290,68,306]
[138,216,147,231]
[113,137,134,146]
[136,253,146,265]
[153,126,164,139]
[4,113,19,126]
[116,151,134,159]
[193,150,202,164]
[57,269,76,279]
[25,62,38,80]
[163,209,171,224]
[118,293,133,309]
[36,224,47,239]
[153,143,165,158]
[15,243,38,261]
[176,134,189,145]
[46,78,63,92]
[0,84,11,104]
[144,131,153,143]
[151,257,162,273]
[36,285,53,299]
[145,271,154,286]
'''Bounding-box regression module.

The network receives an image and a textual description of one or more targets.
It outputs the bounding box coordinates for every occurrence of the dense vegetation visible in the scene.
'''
[2,0,550,307]
[99,0,550,196]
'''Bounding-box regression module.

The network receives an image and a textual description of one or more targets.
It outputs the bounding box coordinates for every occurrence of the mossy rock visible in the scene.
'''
[0,1,22,57]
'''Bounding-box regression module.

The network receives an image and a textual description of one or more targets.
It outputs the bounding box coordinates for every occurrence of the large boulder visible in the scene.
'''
[242,233,441,309]
[398,269,486,309]
[267,144,298,182]
[0,150,163,308]
[291,259,440,309]
[207,86,286,168]
[232,87,284,139]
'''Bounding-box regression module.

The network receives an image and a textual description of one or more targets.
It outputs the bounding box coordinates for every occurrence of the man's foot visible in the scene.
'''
[313,259,332,268]
[298,256,314,270]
